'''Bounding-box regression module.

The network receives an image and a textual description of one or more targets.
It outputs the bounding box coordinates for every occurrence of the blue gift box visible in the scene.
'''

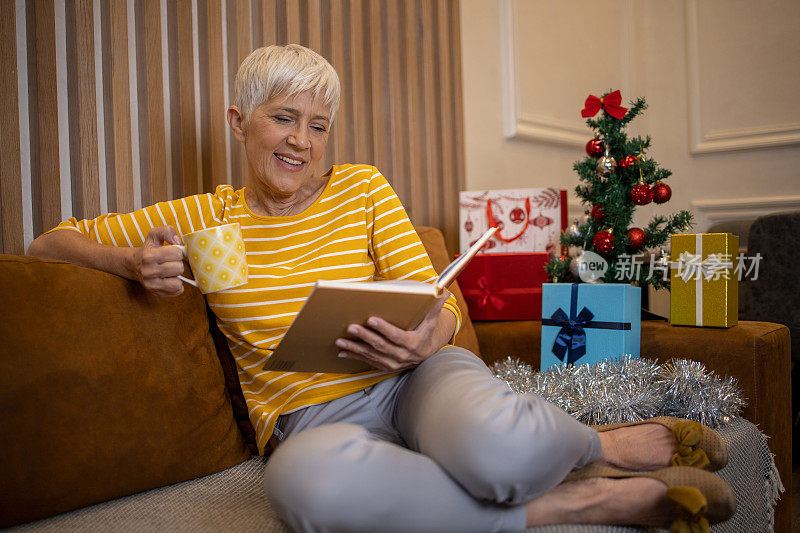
[540,283,641,370]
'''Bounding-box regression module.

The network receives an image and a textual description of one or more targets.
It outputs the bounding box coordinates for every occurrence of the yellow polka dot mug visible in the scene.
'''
[174,223,248,293]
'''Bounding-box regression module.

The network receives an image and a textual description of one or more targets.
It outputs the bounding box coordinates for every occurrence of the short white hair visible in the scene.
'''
[233,44,340,123]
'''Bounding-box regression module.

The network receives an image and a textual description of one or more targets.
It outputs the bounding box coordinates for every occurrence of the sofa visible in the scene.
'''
[743,212,800,461]
[0,226,792,531]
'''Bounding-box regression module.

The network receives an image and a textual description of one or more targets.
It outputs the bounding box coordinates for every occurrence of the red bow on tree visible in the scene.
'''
[580,90,628,119]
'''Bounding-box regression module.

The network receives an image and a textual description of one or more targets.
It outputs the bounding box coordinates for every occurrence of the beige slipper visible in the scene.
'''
[592,416,729,471]
[565,463,737,531]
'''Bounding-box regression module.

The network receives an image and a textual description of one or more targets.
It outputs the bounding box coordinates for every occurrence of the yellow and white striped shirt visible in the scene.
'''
[52,164,461,453]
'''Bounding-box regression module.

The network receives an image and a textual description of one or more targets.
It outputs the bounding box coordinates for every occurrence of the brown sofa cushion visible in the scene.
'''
[0,256,250,527]
[416,226,481,355]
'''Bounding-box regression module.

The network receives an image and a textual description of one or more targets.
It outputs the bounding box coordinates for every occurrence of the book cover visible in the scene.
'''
[264,227,496,373]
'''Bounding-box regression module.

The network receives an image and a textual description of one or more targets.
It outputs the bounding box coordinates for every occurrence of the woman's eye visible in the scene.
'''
[275,116,291,123]
[311,124,327,133]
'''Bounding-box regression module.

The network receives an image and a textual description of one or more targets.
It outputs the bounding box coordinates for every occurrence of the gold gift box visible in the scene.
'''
[670,233,738,328]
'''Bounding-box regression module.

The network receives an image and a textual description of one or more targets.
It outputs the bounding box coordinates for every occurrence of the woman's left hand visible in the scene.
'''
[335,295,456,372]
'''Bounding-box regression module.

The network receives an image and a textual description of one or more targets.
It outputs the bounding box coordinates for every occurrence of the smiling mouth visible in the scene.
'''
[275,154,304,166]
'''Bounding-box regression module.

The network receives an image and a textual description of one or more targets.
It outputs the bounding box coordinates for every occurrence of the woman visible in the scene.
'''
[28,44,734,532]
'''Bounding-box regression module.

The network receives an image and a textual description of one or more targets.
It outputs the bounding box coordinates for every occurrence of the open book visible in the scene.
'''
[263,227,497,373]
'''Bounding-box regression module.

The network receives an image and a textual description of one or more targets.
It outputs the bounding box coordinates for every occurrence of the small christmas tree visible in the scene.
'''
[546,90,692,289]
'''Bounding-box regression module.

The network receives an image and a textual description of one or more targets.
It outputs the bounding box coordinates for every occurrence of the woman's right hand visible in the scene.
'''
[128,226,186,297]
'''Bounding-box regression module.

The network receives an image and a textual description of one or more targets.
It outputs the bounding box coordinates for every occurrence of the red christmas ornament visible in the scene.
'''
[531,212,554,229]
[593,230,615,254]
[464,219,473,232]
[631,184,653,205]
[590,205,605,222]
[509,207,526,224]
[652,182,672,204]
[626,227,646,250]
[585,138,605,158]
[618,155,637,170]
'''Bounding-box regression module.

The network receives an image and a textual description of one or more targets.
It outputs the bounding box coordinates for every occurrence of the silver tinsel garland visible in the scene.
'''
[492,356,745,428]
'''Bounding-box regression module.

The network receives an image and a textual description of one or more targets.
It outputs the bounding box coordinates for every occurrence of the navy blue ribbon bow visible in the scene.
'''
[541,284,631,365]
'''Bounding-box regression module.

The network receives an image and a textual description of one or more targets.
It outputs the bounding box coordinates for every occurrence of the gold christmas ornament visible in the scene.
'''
[596,144,616,177]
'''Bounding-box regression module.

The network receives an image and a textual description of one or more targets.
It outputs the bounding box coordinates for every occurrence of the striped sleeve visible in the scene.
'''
[46,187,230,247]
[365,168,461,334]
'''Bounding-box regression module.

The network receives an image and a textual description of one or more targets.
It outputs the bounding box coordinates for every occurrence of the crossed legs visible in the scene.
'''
[263,347,677,532]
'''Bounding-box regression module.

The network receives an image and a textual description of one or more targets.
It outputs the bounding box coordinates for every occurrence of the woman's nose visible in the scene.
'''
[288,129,310,149]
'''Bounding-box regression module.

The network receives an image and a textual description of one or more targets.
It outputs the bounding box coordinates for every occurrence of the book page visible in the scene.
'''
[435,226,497,291]
[317,278,434,294]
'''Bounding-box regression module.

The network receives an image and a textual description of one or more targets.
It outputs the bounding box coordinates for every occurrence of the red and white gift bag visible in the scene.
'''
[459,188,567,254]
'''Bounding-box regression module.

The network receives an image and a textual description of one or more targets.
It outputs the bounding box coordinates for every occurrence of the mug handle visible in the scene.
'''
[171,244,198,288]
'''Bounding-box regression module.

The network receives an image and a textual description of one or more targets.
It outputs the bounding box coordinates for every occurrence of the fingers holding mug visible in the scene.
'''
[168,244,199,288]
[134,226,188,296]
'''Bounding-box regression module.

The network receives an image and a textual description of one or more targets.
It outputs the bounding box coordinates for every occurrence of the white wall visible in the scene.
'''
[460,0,800,232]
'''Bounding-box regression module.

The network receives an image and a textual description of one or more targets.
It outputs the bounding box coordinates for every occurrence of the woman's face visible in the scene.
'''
[240,90,331,199]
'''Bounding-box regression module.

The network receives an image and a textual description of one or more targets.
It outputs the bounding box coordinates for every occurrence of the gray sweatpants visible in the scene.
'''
[263,347,602,533]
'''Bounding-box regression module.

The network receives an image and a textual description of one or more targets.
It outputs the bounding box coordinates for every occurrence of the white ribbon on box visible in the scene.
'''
[673,234,734,326]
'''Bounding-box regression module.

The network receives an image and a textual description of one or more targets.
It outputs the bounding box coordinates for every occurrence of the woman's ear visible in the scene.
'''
[227,106,246,142]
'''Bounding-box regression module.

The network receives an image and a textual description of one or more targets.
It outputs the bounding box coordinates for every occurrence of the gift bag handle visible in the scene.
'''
[486,197,531,243]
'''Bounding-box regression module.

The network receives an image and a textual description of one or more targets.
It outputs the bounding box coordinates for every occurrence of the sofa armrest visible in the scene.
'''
[640,321,790,436]
[641,320,792,533]
[473,318,792,533]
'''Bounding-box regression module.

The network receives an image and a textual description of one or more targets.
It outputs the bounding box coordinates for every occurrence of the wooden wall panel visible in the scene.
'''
[196,0,212,195]
[440,0,463,252]
[233,0,252,190]
[144,0,168,204]
[110,0,134,214]
[207,0,228,188]
[262,0,277,46]
[74,0,100,220]
[385,0,406,208]
[420,0,439,231]
[2,0,465,256]
[0,1,23,254]
[403,0,422,222]
[175,0,198,199]
[306,0,321,52]
[348,0,368,163]
[99,0,115,212]
[327,0,348,166]
[367,1,386,176]
[33,0,61,234]
[285,0,300,44]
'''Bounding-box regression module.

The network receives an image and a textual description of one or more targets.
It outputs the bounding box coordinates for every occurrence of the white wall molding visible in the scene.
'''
[500,0,635,147]
[690,195,800,231]
[499,0,524,139]
[685,0,800,154]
